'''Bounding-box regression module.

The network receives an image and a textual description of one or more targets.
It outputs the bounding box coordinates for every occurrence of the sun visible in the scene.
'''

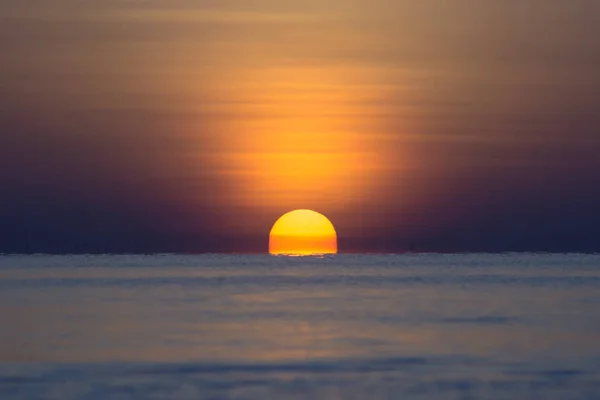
[269,209,338,255]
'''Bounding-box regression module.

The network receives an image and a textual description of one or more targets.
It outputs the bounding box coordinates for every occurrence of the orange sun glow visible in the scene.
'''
[269,209,338,255]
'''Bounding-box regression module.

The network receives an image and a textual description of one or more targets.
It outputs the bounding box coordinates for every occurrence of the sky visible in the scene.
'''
[1,0,600,253]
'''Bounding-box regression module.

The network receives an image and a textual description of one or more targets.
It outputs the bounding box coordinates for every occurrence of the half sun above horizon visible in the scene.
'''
[269,209,338,255]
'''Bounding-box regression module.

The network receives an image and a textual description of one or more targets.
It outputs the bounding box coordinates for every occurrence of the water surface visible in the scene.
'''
[1,254,599,399]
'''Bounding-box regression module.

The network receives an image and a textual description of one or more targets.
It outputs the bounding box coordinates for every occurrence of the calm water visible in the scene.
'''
[1,254,600,399]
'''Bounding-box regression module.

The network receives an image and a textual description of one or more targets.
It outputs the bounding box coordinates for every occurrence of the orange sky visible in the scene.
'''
[1,0,600,252]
